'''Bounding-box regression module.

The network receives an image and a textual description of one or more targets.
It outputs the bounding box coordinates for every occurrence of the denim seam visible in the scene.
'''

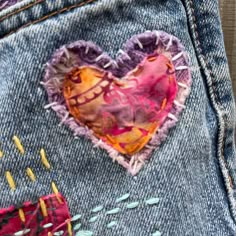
[183,0,236,223]
[0,0,44,22]
[0,0,97,40]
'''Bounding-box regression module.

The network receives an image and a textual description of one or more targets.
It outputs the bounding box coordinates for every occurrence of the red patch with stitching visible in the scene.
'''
[0,193,71,235]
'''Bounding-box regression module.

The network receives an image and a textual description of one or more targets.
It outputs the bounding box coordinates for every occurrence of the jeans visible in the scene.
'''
[0,0,235,235]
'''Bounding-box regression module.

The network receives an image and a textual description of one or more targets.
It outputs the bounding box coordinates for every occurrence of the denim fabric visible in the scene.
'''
[0,0,235,235]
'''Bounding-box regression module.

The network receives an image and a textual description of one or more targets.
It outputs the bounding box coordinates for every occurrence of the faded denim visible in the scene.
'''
[0,0,236,235]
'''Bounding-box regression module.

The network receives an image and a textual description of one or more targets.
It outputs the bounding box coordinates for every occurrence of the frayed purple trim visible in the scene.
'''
[42,31,191,175]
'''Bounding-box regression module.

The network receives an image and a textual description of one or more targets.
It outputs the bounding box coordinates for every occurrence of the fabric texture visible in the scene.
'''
[0,0,235,235]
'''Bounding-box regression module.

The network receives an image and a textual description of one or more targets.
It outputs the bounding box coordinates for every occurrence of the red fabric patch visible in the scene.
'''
[0,193,71,235]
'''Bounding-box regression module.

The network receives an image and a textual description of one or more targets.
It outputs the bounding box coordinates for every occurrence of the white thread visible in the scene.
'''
[44,102,58,109]
[177,82,188,89]
[166,36,173,50]
[118,50,131,60]
[85,45,89,54]
[39,81,50,86]
[14,229,31,236]
[95,54,105,62]
[104,61,112,69]
[136,38,143,49]
[130,156,135,167]
[63,47,70,59]
[168,113,178,122]
[172,52,184,61]
[133,160,138,172]
[59,112,69,126]
[176,66,189,71]
[174,100,186,108]
[138,157,145,164]
[0,1,8,9]
[113,61,119,69]
[154,31,160,45]
[43,223,53,229]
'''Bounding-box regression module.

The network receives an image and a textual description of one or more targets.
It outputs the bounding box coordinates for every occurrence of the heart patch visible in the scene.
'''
[42,31,191,175]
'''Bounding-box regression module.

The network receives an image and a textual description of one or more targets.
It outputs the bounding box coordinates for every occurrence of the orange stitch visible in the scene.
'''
[39,198,48,217]
[1,0,97,40]
[5,171,16,190]
[13,135,25,154]
[0,0,44,22]
[26,167,36,182]
[161,98,167,110]
[48,233,52,236]
[40,148,51,169]
[18,208,26,223]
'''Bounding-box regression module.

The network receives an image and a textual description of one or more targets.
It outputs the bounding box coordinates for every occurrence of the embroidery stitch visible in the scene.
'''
[5,171,16,190]
[40,148,51,169]
[26,167,36,182]
[13,135,25,154]
[43,31,191,175]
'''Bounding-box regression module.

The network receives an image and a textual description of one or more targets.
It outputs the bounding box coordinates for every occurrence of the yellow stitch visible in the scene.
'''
[51,181,62,204]
[26,167,36,182]
[39,198,48,217]
[40,148,51,169]
[0,150,3,158]
[5,171,16,190]
[67,221,73,236]
[18,208,26,223]
[13,135,25,154]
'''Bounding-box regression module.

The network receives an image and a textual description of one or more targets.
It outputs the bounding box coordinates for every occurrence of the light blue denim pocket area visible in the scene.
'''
[0,0,236,235]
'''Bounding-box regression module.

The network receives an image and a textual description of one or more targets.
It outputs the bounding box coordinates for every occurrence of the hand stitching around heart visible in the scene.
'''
[42,31,191,175]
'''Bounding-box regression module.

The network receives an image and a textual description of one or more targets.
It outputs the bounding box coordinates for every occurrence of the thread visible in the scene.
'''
[5,171,16,190]
[43,223,53,229]
[145,197,160,205]
[107,221,118,229]
[74,223,82,231]
[67,221,73,236]
[14,229,31,236]
[106,208,121,215]
[0,150,3,158]
[51,181,62,203]
[18,208,26,223]
[71,214,82,222]
[89,215,99,223]
[91,205,103,213]
[13,135,24,154]
[39,198,48,217]
[126,201,139,209]
[115,193,130,203]
[26,167,36,182]
[40,148,51,169]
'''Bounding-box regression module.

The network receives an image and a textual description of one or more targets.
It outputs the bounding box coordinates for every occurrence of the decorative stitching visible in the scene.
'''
[43,31,191,175]
[5,170,16,190]
[0,0,44,22]
[40,148,51,169]
[26,167,36,182]
[0,0,97,40]
[13,135,25,154]
[182,0,235,221]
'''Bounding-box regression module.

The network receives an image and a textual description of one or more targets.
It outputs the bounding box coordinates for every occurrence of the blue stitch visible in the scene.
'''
[75,230,93,236]
[115,193,130,203]
[106,207,121,215]
[152,231,162,236]
[74,223,82,231]
[71,214,82,222]
[89,215,99,223]
[145,197,160,205]
[126,201,139,209]
[107,221,118,229]
[91,205,103,213]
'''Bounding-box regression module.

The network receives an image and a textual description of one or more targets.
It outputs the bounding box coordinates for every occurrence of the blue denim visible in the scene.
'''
[0,0,236,235]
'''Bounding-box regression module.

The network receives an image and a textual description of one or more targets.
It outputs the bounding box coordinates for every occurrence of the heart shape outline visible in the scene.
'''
[42,31,191,175]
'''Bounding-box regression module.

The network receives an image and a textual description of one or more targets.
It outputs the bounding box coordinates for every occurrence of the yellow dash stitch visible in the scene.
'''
[5,171,16,190]
[26,167,36,182]
[0,150,3,158]
[67,221,73,236]
[18,208,26,222]
[40,148,51,169]
[12,135,25,154]
[39,198,48,217]
[51,181,62,203]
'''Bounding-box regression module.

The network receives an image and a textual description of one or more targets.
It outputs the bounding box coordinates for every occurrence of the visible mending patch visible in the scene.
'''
[0,194,71,236]
[42,31,191,175]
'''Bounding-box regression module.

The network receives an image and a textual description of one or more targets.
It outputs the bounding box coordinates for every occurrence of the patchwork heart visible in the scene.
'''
[42,31,191,175]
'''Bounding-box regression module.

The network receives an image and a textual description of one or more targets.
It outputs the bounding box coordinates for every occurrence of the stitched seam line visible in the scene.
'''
[183,0,236,222]
[0,0,44,22]
[0,0,97,40]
